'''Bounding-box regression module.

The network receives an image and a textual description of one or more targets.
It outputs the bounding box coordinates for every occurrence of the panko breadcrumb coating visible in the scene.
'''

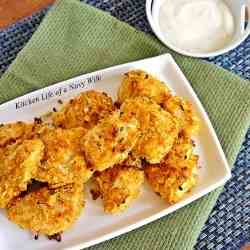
[0,139,44,208]
[145,134,199,203]
[0,69,201,239]
[121,152,143,169]
[91,165,144,213]
[7,183,84,236]
[162,96,199,136]
[120,97,180,164]
[164,134,198,168]
[35,127,93,187]
[145,164,197,203]
[118,70,171,105]
[0,122,36,147]
[82,111,140,171]
[52,90,115,129]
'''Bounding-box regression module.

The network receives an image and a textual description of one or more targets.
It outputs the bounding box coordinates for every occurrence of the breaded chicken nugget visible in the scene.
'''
[162,96,199,136]
[120,97,180,164]
[0,139,44,208]
[91,165,144,213]
[35,127,93,187]
[52,90,115,129]
[117,70,171,104]
[82,111,139,171]
[164,133,197,168]
[0,122,35,147]
[7,183,84,236]
[145,164,197,203]
[145,135,199,203]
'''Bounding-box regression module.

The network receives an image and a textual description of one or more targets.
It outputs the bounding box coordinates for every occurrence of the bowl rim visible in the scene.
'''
[146,0,250,58]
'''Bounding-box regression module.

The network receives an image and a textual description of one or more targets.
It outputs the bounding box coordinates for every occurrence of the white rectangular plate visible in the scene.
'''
[0,54,231,250]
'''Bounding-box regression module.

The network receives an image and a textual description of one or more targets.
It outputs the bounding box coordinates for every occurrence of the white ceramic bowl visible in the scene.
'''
[146,0,250,58]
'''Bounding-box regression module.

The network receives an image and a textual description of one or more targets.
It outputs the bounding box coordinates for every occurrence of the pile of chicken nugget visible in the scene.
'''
[0,70,199,241]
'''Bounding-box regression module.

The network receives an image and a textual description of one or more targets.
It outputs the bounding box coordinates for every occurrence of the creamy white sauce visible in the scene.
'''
[159,0,235,53]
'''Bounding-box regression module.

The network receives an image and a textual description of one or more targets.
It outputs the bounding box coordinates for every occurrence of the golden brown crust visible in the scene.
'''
[164,134,198,168]
[118,70,171,105]
[34,127,93,186]
[162,96,200,136]
[91,165,144,213]
[0,69,201,238]
[120,97,180,164]
[7,183,84,236]
[0,122,36,147]
[145,164,197,204]
[145,134,199,203]
[0,139,44,208]
[82,111,140,171]
[52,90,115,129]
[120,153,143,169]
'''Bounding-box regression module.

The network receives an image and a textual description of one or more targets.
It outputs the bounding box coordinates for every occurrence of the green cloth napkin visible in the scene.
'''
[1,0,250,249]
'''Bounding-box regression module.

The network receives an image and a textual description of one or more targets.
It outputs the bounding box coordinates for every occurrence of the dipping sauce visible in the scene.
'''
[159,0,235,53]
